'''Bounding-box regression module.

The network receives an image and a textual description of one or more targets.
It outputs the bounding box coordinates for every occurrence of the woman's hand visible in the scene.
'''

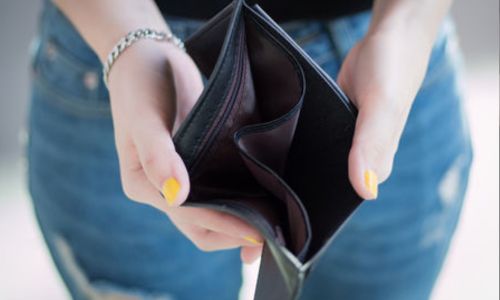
[107,41,263,263]
[337,0,451,200]
[338,23,435,200]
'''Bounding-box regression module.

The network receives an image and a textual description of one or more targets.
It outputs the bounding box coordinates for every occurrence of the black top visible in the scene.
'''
[156,0,373,22]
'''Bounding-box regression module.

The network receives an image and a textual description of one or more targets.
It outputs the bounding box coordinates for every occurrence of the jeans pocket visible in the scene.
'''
[31,2,110,117]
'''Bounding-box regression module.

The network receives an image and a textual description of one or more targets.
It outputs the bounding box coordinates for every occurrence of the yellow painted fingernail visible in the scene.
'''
[243,236,263,246]
[162,177,180,206]
[364,170,378,199]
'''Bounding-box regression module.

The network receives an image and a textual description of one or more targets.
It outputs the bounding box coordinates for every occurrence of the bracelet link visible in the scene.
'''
[102,28,186,88]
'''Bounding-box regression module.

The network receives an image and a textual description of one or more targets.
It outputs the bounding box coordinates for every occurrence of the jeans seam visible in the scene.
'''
[33,76,111,118]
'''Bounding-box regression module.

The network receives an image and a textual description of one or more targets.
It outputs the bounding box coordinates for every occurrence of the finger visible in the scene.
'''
[132,115,190,207]
[174,223,261,251]
[240,245,263,264]
[197,210,263,245]
[120,160,171,212]
[348,96,411,200]
[115,135,171,211]
[168,207,263,244]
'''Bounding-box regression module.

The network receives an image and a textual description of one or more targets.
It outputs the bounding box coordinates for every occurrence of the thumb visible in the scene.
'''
[347,97,410,200]
[133,118,190,207]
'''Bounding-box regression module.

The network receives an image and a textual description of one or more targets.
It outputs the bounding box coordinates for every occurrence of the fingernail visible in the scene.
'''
[364,170,378,199]
[162,177,181,206]
[243,236,263,246]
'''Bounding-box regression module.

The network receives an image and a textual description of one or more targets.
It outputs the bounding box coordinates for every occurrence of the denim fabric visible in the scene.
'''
[28,2,472,300]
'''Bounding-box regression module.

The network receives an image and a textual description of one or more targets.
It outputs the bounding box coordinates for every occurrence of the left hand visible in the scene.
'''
[337,28,433,199]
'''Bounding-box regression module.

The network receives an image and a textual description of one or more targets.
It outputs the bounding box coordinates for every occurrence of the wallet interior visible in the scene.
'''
[173,1,362,263]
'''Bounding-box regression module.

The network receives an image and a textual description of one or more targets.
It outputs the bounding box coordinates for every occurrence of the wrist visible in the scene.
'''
[106,41,169,92]
[103,29,185,89]
[95,25,172,63]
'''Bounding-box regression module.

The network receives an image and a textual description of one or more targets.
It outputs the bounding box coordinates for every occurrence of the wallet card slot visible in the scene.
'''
[228,10,312,260]
[174,1,245,168]
[244,15,304,124]
[246,3,364,262]
[188,28,247,174]
[234,109,311,259]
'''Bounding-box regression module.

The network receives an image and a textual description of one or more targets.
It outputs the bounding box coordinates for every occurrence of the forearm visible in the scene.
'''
[368,0,453,48]
[52,0,169,62]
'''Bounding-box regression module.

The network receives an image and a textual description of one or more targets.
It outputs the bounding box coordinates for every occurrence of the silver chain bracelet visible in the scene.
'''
[102,28,185,88]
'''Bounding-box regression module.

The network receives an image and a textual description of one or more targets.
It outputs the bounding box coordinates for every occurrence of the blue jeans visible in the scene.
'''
[28,2,472,300]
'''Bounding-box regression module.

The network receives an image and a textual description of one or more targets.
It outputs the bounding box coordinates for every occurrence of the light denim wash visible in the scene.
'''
[28,1,473,299]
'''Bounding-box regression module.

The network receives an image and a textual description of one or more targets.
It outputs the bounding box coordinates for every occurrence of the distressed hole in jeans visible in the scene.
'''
[419,154,467,248]
[53,236,174,300]
[438,154,467,207]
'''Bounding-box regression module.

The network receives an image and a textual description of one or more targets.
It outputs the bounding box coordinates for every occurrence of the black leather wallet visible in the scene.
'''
[172,0,364,299]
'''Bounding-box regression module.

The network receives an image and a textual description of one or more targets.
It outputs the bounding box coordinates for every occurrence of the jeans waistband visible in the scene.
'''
[37,0,372,68]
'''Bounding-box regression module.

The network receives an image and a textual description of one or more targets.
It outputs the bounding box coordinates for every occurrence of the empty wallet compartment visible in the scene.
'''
[173,2,311,258]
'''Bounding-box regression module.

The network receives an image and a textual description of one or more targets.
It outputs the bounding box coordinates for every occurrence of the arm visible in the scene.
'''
[338,0,453,199]
[53,0,170,63]
[52,0,263,263]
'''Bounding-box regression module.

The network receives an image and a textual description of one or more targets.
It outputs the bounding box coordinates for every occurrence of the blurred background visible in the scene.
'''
[0,1,498,299]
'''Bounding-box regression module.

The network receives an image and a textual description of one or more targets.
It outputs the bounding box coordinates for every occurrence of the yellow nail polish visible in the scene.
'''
[243,236,263,246]
[162,177,180,206]
[364,170,378,198]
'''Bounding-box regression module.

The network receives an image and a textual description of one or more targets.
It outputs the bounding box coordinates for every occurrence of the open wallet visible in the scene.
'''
[172,0,364,299]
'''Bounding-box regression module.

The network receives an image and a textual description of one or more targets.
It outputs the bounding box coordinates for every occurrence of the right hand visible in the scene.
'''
[107,40,263,263]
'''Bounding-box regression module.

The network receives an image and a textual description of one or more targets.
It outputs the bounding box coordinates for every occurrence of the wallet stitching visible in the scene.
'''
[175,1,240,149]
[188,27,247,174]
[176,13,241,168]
